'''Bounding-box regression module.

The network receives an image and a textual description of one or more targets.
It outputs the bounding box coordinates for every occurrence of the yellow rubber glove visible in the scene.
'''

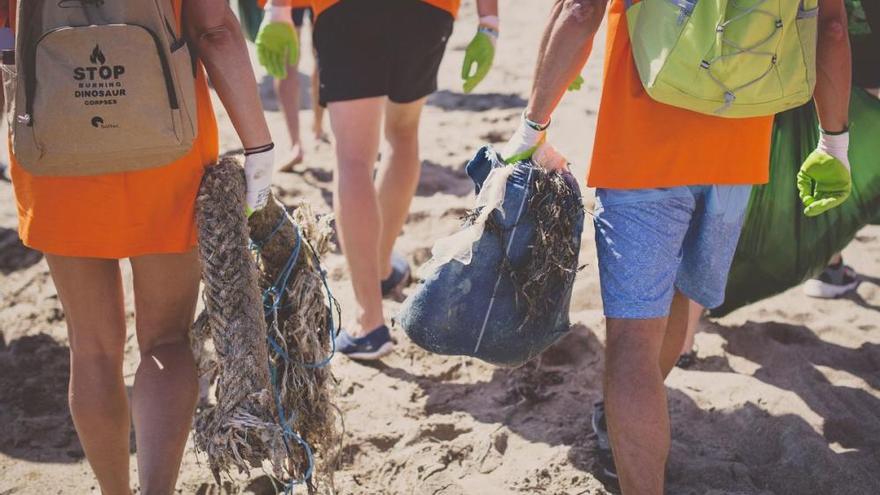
[255,5,299,80]
[462,17,498,94]
[797,130,852,217]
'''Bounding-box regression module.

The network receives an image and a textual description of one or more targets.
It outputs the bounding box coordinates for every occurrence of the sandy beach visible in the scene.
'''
[2,1,880,493]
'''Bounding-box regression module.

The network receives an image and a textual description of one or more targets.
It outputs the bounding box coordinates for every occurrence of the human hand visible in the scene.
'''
[462,17,498,94]
[501,113,547,164]
[532,143,569,171]
[255,6,299,79]
[797,130,852,217]
[243,144,275,216]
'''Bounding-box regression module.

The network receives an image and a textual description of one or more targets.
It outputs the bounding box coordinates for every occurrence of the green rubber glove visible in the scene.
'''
[797,130,852,217]
[568,74,584,92]
[462,26,497,94]
[255,6,299,80]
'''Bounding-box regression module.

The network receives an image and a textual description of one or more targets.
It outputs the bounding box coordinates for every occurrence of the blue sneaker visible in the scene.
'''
[335,325,395,361]
[381,253,411,298]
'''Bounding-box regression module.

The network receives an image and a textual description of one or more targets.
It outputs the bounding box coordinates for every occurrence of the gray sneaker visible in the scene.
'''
[804,262,860,299]
[381,253,411,298]
[591,401,618,480]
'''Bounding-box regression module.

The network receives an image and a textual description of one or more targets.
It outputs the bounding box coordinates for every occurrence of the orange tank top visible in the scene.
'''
[8,0,220,258]
[588,0,773,189]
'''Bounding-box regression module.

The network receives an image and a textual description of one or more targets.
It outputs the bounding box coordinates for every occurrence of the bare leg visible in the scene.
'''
[276,27,304,172]
[46,255,131,495]
[328,97,385,337]
[605,317,669,495]
[376,97,426,278]
[311,60,328,143]
[676,295,704,361]
[130,250,201,495]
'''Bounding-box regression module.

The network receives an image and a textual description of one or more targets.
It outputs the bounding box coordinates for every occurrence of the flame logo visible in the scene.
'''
[89,45,105,65]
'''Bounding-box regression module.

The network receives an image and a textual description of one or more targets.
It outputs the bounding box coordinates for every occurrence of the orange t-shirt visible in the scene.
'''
[588,0,774,189]
[9,0,220,259]
[310,0,460,18]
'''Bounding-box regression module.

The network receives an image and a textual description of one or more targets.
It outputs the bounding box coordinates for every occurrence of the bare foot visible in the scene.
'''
[313,127,331,146]
[278,142,304,173]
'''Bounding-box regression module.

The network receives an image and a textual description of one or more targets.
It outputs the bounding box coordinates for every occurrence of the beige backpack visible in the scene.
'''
[8,0,198,176]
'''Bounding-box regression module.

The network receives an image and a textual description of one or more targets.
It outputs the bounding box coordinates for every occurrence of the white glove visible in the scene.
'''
[501,112,568,170]
[501,113,548,164]
[244,144,275,216]
[817,130,851,170]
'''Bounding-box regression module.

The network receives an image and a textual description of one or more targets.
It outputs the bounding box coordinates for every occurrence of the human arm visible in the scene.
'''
[502,0,607,164]
[797,0,853,217]
[526,0,605,124]
[813,0,851,133]
[184,0,275,213]
[461,0,499,93]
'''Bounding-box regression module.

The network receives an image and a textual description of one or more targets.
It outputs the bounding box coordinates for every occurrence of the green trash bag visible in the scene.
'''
[237,0,264,43]
[714,88,880,316]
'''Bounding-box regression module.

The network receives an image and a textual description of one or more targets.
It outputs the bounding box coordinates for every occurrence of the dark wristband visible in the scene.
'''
[524,113,550,131]
[821,126,849,136]
[244,143,275,155]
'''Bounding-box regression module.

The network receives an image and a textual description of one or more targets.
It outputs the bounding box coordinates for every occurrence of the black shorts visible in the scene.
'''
[313,0,454,106]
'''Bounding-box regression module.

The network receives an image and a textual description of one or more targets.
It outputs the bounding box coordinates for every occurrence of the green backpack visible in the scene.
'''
[625,0,819,118]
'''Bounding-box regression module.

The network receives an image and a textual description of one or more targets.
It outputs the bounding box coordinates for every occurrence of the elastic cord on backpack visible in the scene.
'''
[700,0,785,113]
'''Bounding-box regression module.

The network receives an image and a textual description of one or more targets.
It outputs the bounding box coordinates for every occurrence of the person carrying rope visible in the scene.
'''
[6,0,277,492]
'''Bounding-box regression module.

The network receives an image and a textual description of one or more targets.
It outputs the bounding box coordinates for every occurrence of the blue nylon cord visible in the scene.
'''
[249,211,338,492]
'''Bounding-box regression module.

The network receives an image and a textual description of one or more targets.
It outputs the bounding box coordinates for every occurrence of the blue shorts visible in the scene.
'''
[594,185,752,319]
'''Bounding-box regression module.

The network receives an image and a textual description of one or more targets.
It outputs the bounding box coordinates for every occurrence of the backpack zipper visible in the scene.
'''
[25,24,179,126]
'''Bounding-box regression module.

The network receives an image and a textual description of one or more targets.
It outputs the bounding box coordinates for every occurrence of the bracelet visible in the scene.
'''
[820,125,849,136]
[478,25,499,38]
[245,143,275,155]
[524,112,551,131]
